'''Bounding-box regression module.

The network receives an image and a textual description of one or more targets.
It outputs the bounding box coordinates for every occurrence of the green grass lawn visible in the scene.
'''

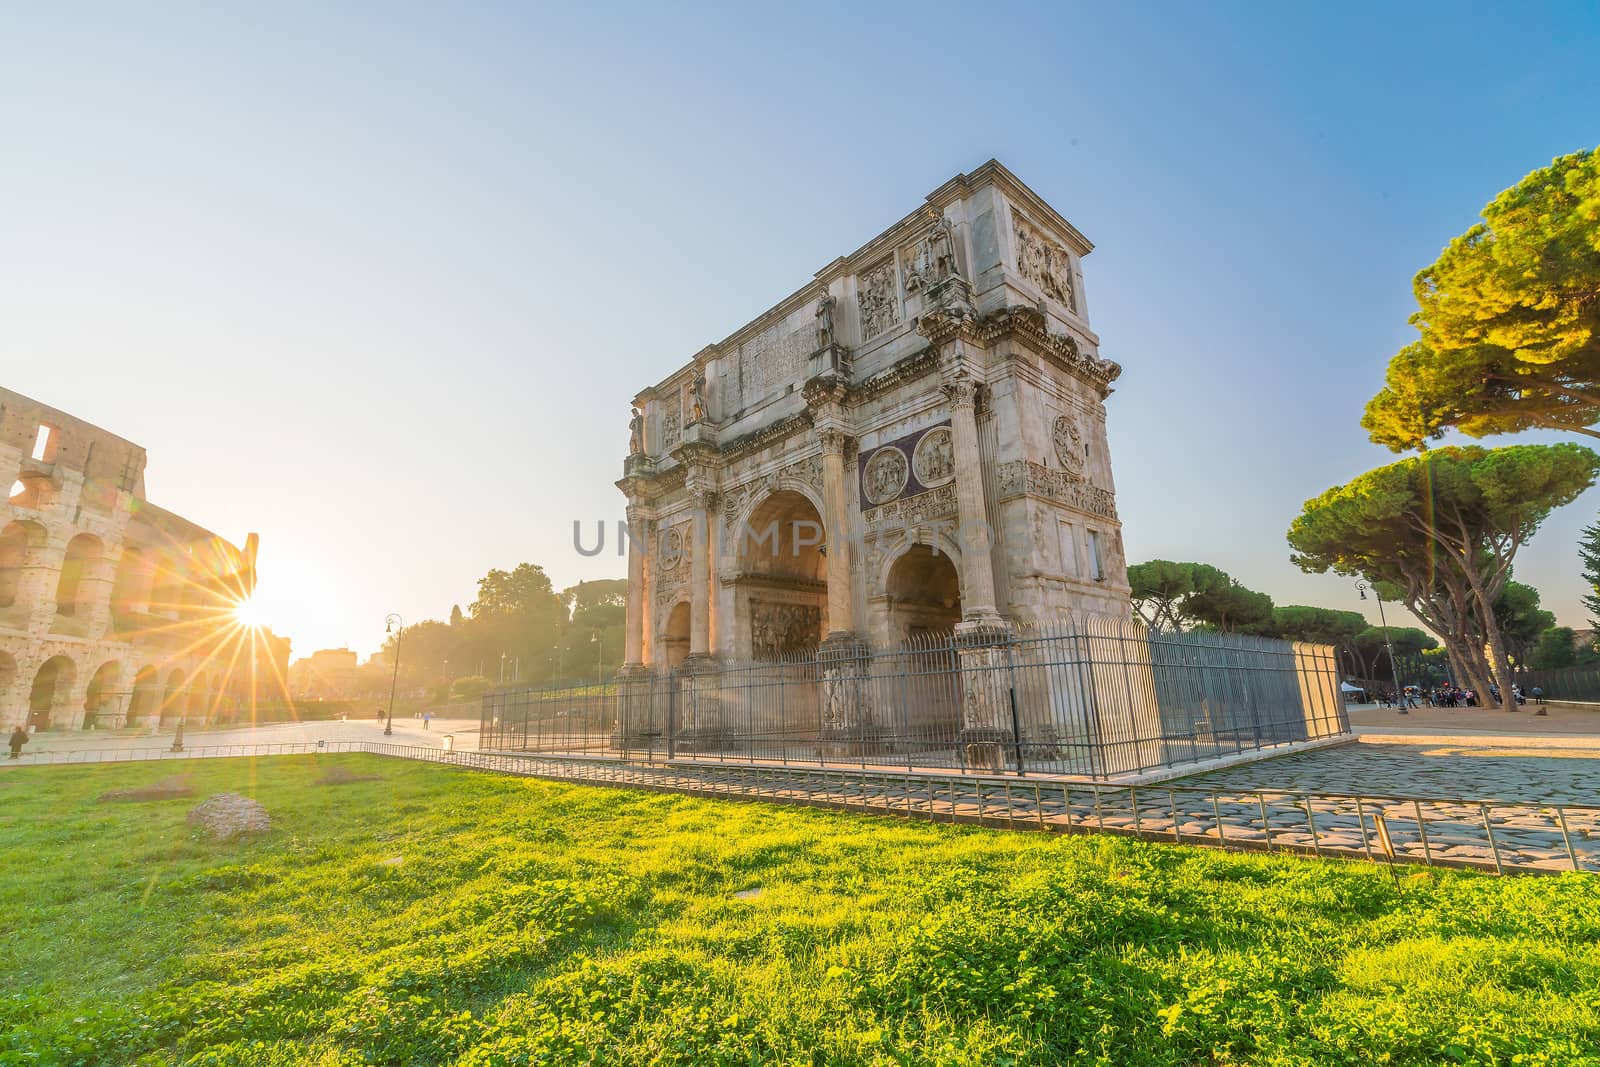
[1,755,1597,1066]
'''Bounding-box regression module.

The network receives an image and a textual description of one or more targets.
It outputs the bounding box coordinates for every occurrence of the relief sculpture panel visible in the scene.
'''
[856,258,901,342]
[1012,210,1075,309]
[750,600,822,659]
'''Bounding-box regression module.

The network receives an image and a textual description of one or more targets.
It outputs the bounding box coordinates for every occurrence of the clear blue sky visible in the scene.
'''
[4,2,1598,657]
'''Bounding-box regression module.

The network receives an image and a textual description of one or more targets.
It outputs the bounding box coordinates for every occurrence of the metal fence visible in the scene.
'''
[480,616,1348,779]
[1517,664,1600,703]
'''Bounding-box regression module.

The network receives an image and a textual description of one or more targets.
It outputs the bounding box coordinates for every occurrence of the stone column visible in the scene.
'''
[942,372,1003,627]
[817,429,857,638]
[623,505,646,666]
[688,493,712,659]
[614,507,658,752]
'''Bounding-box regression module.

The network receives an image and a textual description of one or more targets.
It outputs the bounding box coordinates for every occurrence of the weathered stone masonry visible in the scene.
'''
[617,161,1132,670]
[1,387,259,730]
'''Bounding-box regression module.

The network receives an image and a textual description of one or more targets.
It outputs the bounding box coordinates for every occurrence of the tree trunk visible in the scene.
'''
[1463,579,1518,712]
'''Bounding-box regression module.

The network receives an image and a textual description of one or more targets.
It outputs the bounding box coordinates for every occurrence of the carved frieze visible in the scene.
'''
[751,600,822,659]
[787,453,825,487]
[661,410,682,452]
[1012,211,1075,309]
[995,459,1116,520]
[857,257,901,342]
[862,482,957,531]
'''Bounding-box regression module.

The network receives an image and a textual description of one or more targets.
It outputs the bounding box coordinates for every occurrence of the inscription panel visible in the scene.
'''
[738,320,813,409]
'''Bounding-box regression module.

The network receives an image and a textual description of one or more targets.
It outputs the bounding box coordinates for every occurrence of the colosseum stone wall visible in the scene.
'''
[1,386,269,731]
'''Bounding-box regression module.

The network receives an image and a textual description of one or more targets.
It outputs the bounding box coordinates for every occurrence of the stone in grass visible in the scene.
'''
[187,793,272,840]
[98,775,194,803]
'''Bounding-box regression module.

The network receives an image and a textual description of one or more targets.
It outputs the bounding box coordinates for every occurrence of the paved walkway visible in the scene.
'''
[1347,701,1600,739]
[1174,742,1600,806]
[8,715,482,758]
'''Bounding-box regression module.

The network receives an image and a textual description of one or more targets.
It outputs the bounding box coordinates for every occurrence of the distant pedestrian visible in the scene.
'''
[1532,686,1545,705]
[8,725,28,759]
[423,711,431,731]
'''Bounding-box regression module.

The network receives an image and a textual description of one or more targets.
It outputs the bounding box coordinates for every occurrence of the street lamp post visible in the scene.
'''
[384,613,403,736]
[1356,581,1405,715]
[592,630,603,686]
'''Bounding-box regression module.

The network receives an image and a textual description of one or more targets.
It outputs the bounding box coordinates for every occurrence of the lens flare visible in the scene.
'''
[232,597,264,628]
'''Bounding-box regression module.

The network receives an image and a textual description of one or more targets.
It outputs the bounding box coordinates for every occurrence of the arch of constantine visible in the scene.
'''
[1,387,272,731]
[617,161,1130,670]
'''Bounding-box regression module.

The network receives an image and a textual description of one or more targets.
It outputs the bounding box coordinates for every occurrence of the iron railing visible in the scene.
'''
[480,617,1349,779]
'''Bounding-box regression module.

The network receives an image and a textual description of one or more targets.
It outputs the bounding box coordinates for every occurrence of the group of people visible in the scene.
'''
[1374,684,1544,709]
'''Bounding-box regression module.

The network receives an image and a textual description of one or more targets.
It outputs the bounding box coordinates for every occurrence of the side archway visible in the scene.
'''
[885,543,963,640]
[661,600,691,669]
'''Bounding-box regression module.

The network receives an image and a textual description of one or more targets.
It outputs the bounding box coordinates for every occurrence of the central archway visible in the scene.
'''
[736,490,827,659]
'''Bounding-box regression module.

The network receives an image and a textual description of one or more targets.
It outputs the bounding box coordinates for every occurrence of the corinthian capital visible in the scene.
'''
[941,373,979,410]
[817,427,852,455]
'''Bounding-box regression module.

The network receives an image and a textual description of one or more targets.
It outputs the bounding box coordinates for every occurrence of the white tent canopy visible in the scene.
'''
[1340,681,1365,693]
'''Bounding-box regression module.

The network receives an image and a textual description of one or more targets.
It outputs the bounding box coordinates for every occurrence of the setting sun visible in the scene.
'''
[232,597,265,628]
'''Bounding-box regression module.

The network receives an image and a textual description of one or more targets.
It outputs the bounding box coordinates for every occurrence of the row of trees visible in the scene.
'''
[1288,147,1600,710]
[380,564,627,701]
[1130,556,1590,689]
[1129,560,1439,682]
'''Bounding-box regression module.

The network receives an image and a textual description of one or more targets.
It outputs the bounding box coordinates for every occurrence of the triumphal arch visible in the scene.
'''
[617,161,1131,672]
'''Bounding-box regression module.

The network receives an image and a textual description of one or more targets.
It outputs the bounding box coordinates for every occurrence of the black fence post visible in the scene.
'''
[1008,684,1025,776]
[667,670,677,761]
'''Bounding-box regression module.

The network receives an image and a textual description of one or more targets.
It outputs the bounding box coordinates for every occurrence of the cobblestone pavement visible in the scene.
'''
[1173,742,1600,806]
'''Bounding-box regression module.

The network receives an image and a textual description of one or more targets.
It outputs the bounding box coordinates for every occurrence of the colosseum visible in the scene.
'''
[1,386,275,732]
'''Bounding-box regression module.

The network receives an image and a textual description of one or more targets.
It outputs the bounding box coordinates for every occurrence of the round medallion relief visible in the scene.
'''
[911,426,956,488]
[660,525,686,569]
[862,445,910,505]
[1052,414,1086,474]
